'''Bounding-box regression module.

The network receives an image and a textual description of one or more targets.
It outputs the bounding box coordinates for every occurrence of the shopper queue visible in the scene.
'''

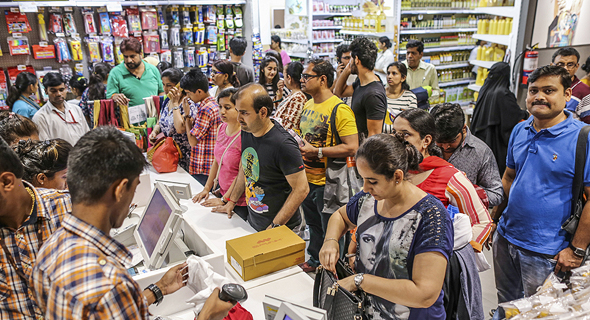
[2,34,590,320]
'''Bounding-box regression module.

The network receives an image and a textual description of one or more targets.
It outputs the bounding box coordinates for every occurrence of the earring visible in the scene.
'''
[396,181,399,184]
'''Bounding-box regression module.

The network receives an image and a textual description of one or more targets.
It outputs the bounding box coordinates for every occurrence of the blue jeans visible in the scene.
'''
[301,183,329,267]
[493,232,557,305]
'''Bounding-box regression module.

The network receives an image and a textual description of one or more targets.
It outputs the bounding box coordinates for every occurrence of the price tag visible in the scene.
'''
[18,3,38,13]
[106,1,123,12]
[56,33,65,37]
[65,7,73,12]
[10,8,19,13]
[138,1,149,5]
[17,65,26,71]
[162,25,169,31]
[39,41,48,47]
[134,32,142,37]
[12,33,22,37]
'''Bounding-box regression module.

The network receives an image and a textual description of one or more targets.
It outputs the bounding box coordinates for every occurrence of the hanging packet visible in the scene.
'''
[5,10,32,33]
[173,48,184,69]
[85,36,102,63]
[141,8,158,30]
[194,24,205,45]
[206,26,217,44]
[69,35,84,61]
[143,32,160,54]
[54,37,72,63]
[7,36,30,55]
[83,10,97,34]
[111,14,128,37]
[63,11,77,36]
[181,6,191,25]
[114,37,124,64]
[185,47,196,68]
[38,12,48,41]
[233,6,243,28]
[126,8,142,32]
[182,26,194,46]
[99,11,112,35]
[167,6,180,26]
[170,27,181,47]
[48,10,64,34]
[160,26,169,50]
[101,36,114,63]
[160,50,172,63]
[32,44,55,59]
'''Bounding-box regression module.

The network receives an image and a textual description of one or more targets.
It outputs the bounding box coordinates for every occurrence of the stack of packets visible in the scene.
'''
[499,264,590,319]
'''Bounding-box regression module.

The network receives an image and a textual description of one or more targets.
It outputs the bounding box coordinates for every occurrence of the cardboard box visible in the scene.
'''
[226,226,305,281]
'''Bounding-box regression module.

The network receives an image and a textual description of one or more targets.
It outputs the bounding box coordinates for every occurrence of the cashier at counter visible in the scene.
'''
[30,127,234,320]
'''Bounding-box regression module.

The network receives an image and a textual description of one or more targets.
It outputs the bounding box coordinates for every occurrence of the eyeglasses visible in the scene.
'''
[212,70,223,75]
[556,62,578,69]
[301,73,321,81]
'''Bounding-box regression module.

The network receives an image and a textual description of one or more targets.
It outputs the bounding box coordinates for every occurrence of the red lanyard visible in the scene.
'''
[53,110,78,124]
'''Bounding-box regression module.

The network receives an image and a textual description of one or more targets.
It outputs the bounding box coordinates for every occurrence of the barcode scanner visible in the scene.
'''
[218,283,248,304]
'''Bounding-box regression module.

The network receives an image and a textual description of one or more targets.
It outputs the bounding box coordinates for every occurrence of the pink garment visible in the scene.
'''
[280,50,291,65]
[214,122,246,206]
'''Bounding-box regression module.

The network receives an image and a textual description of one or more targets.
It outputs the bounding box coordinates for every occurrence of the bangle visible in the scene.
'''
[224,196,235,204]
[492,217,500,224]
[324,238,338,243]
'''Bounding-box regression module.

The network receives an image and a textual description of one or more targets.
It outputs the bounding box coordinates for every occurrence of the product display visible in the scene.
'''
[99,12,112,35]
[7,36,30,56]
[63,11,77,36]
[5,10,32,34]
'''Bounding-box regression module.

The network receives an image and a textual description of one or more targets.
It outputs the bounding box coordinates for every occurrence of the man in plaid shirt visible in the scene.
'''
[180,69,221,186]
[0,136,71,319]
[30,127,234,320]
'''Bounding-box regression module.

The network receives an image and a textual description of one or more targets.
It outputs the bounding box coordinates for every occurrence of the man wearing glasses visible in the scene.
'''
[297,59,358,273]
[552,47,590,123]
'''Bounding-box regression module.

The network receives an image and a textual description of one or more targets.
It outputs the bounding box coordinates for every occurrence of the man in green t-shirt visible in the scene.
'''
[298,59,359,272]
[106,38,164,107]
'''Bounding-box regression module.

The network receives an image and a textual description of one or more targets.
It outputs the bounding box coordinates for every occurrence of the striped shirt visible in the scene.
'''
[188,96,221,175]
[0,183,71,320]
[264,83,291,112]
[30,214,149,320]
[383,90,418,133]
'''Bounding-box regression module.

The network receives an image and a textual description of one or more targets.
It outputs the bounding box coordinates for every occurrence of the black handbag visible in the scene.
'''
[313,260,369,320]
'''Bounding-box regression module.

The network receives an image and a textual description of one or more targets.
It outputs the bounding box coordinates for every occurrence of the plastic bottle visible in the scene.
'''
[476,45,483,60]
[489,18,498,34]
[481,19,489,34]
[478,0,487,6]
[506,18,513,35]
[498,19,506,35]
[494,46,505,61]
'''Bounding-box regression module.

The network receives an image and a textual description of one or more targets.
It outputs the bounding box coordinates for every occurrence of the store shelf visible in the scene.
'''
[312,39,343,43]
[458,101,474,107]
[434,62,471,70]
[467,84,482,91]
[288,52,309,58]
[469,60,499,69]
[283,39,309,45]
[400,27,477,34]
[2,0,247,7]
[473,33,511,46]
[439,79,474,87]
[312,26,343,30]
[473,6,517,18]
[316,52,335,57]
[401,9,475,14]
[339,30,392,37]
[312,12,353,17]
[399,45,476,55]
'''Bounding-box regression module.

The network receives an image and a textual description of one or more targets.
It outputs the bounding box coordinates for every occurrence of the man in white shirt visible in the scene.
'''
[33,73,89,145]
[403,39,440,100]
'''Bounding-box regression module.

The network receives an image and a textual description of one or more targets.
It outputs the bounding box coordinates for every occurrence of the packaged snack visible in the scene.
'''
[156,6,166,26]
[182,26,194,46]
[99,12,112,34]
[5,10,32,33]
[173,48,184,69]
[181,6,191,25]
[160,26,169,50]
[101,36,114,63]
[83,10,97,34]
[85,36,102,63]
[7,36,30,55]
[69,36,84,61]
[206,26,217,44]
[48,11,64,34]
[38,13,48,41]
[143,32,160,54]
[126,8,142,32]
[185,47,195,67]
[54,37,72,63]
[141,8,158,30]
[32,44,55,59]
[167,6,180,26]
[160,50,172,64]
[170,27,181,47]
[111,14,128,37]
[63,12,77,36]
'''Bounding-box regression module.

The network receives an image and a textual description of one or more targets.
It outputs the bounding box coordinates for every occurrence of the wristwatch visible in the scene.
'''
[569,243,586,257]
[271,223,281,228]
[146,283,164,305]
[354,273,364,290]
[317,147,323,159]
[172,106,181,111]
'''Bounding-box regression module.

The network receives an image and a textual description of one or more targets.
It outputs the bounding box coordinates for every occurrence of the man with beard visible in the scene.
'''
[106,38,164,107]
[32,72,89,145]
[490,65,590,314]
[334,37,387,141]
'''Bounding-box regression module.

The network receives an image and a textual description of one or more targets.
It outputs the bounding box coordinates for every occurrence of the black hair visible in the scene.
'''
[395,108,442,158]
[285,61,304,89]
[161,68,184,85]
[336,44,350,63]
[0,111,39,145]
[379,36,392,49]
[259,56,280,95]
[7,72,38,109]
[528,65,572,92]
[42,72,65,89]
[431,103,465,142]
[406,39,424,54]
[13,139,72,183]
[387,62,410,91]
[120,37,143,54]
[229,36,248,56]
[349,37,378,71]
[356,133,422,179]
[271,35,282,49]
[218,87,239,103]
[552,47,580,63]
[157,61,173,74]
[180,68,209,93]
[88,63,112,101]
[581,56,590,74]
[67,126,147,205]
[69,76,88,96]
[309,58,336,88]
[265,50,284,72]
[233,83,274,115]
[213,60,240,87]
[0,136,24,179]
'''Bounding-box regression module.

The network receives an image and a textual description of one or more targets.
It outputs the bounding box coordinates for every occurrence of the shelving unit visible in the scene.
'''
[399,45,476,54]
[400,27,477,34]
[439,79,474,87]
[401,9,475,14]
[434,62,471,70]
[468,84,482,92]
[473,33,511,46]
[312,26,343,30]
[469,59,497,69]
[473,6,517,18]
[340,30,390,37]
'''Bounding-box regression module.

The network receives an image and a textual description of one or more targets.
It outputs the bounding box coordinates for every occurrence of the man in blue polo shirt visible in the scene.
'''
[489,65,590,310]
[106,38,164,107]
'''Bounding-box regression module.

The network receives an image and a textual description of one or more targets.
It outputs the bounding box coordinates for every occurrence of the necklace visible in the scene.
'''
[19,95,41,111]
[25,187,35,218]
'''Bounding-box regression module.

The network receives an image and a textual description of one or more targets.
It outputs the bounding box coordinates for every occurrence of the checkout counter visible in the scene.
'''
[118,166,316,320]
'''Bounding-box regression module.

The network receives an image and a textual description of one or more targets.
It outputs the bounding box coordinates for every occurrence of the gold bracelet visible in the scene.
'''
[324,238,338,243]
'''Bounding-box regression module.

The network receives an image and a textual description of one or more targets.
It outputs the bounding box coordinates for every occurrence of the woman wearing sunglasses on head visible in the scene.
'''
[13,139,73,190]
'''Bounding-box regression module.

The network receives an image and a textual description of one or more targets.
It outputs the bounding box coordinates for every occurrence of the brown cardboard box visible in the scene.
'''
[226,226,305,281]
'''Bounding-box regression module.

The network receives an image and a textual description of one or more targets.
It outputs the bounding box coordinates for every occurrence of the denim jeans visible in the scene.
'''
[301,183,329,267]
[493,232,557,305]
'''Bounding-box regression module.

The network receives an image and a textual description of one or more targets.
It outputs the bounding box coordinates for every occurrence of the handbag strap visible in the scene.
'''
[572,125,590,220]
[329,102,345,147]
[215,129,240,182]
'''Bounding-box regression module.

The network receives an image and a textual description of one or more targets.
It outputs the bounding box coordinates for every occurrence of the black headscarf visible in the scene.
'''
[470,62,528,175]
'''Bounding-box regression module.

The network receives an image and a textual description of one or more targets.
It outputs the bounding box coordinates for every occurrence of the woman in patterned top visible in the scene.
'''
[320,133,453,320]
[382,62,417,133]
[259,56,289,110]
[79,63,112,127]
[273,61,308,131]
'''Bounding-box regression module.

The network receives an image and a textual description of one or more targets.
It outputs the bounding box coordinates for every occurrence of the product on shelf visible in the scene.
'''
[217,29,226,51]
[194,24,205,45]
[7,36,30,55]
[101,36,115,63]
[111,14,129,38]
[437,67,474,83]
[475,44,505,61]
[126,8,142,33]
[167,5,180,26]
[5,10,32,34]
[401,0,478,9]
[54,37,72,63]
[63,11,77,36]
[85,36,102,63]
[141,8,158,31]
[83,9,97,34]
[206,26,217,44]
[0,69,8,110]
[143,32,160,54]
[475,66,489,85]
[38,13,48,41]
[69,36,84,61]
[160,50,172,63]
[427,51,470,65]
[173,48,184,68]
[32,44,56,59]
[181,6,191,26]
[477,17,512,35]
[8,66,36,87]
[99,12,112,35]
[170,27,181,47]
[233,6,243,28]
[157,6,166,27]
[185,47,196,67]
[48,10,64,35]
[160,26,169,50]
[114,37,124,64]
[181,26,194,46]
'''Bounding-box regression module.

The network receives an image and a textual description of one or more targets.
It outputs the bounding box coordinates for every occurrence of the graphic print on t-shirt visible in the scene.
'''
[242,147,269,213]
[299,108,329,176]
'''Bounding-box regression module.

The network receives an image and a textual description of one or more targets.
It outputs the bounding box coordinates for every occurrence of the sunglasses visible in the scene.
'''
[301,73,321,81]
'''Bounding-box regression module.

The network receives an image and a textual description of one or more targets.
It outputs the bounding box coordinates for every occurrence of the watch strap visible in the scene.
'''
[146,283,164,305]
[570,243,586,257]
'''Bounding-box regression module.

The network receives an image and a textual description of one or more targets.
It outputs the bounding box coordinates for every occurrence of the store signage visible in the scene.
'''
[18,3,38,13]
[106,2,123,12]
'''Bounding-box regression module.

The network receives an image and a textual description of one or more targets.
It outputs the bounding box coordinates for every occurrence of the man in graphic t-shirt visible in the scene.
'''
[214,83,309,232]
[298,59,358,272]
[334,37,387,141]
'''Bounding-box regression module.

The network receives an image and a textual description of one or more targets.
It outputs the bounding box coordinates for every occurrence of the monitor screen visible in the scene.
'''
[283,316,293,320]
[137,188,172,256]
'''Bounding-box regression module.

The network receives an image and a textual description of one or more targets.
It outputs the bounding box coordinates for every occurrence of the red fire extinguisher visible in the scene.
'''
[522,50,539,85]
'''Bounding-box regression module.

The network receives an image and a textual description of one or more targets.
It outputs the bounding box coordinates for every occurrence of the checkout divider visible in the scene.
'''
[122,166,315,319]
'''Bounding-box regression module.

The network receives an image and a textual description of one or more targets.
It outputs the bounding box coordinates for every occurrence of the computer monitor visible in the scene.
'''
[154,180,192,201]
[133,182,183,270]
[274,303,311,320]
